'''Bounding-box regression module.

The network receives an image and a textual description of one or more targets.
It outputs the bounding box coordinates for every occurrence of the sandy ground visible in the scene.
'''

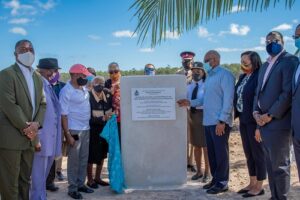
[48,131,300,200]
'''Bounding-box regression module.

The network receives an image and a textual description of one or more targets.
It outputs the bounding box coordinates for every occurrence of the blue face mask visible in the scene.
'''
[266,42,283,56]
[203,62,212,73]
[295,38,300,49]
[145,70,155,76]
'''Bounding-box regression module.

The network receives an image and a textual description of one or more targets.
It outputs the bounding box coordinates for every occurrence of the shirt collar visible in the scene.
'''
[267,49,285,63]
[16,61,34,75]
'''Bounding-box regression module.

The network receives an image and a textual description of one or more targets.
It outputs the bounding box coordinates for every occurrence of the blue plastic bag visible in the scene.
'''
[100,114,126,193]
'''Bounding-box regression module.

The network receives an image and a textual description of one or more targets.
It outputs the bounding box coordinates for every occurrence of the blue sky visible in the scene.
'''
[0,0,299,72]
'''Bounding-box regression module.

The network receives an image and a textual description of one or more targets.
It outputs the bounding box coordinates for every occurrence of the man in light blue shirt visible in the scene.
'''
[178,50,235,194]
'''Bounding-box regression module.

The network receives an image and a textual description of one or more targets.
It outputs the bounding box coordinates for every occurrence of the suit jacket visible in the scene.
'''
[292,58,300,139]
[0,63,46,150]
[253,51,298,130]
[35,78,61,157]
[234,70,259,124]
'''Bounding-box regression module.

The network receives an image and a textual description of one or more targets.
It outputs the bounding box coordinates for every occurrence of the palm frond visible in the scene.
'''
[130,0,296,47]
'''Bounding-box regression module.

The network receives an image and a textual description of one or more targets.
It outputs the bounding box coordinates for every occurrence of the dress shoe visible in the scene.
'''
[94,179,110,186]
[237,188,250,194]
[203,181,215,190]
[46,184,59,192]
[191,173,203,180]
[56,171,64,181]
[78,186,94,193]
[206,185,228,194]
[242,189,265,198]
[87,182,99,189]
[187,164,197,172]
[68,191,83,199]
[202,174,211,183]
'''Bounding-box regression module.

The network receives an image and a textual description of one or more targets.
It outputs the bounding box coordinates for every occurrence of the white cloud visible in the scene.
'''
[260,37,265,45]
[88,34,100,41]
[8,18,32,24]
[198,26,212,38]
[113,30,137,38]
[231,5,245,13]
[215,46,265,52]
[37,0,56,10]
[272,23,292,31]
[165,31,179,39]
[3,0,36,16]
[108,42,121,46]
[9,27,27,35]
[293,19,299,24]
[283,36,293,42]
[219,23,250,36]
[139,48,154,53]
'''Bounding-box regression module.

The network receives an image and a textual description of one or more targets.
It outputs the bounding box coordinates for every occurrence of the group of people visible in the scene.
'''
[178,26,300,200]
[0,39,126,200]
[0,25,299,200]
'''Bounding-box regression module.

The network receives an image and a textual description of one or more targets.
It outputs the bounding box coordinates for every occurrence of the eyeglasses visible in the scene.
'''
[293,35,300,40]
[265,39,280,45]
[204,58,213,63]
[145,67,155,71]
[109,70,120,74]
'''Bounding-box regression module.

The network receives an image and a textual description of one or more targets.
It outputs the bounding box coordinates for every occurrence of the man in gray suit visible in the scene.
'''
[292,24,300,182]
[253,31,299,200]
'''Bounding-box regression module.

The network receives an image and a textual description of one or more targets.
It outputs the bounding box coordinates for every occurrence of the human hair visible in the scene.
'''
[266,31,283,41]
[87,67,96,76]
[15,39,33,50]
[241,51,262,71]
[296,24,300,30]
[108,62,119,69]
[92,76,105,84]
[144,63,155,69]
[206,50,221,60]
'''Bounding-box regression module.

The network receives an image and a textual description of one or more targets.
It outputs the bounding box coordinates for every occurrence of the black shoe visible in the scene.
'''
[68,191,83,199]
[56,171,64,181]
[206,185,229,194]
[87,182,99,189]
[78,186,94,193]
[94,179,110,186]
[191,173,203,180]
[187,164,196,172]
[46,184,59,192]
[242,189,265,198]
[237,188,250,194]
[202,174,211,183]
[203,181,215,190]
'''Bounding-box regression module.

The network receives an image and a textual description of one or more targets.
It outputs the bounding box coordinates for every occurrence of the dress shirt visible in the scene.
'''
[187,80,205,109]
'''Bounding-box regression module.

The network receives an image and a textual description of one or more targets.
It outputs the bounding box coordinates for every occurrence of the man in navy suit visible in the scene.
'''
[253,31,299,200]
[292,24,300,182]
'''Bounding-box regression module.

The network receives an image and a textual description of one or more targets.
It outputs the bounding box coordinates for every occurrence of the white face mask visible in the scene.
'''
[17,52,35,67]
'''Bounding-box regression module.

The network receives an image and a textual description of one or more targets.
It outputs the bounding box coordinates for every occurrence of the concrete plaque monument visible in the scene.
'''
[120,75,187,189]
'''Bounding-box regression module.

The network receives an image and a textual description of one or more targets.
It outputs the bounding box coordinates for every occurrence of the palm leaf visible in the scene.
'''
[130,0,296,47]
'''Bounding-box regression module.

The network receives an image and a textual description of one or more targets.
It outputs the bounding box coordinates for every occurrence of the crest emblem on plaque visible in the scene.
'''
[135,90,139,96]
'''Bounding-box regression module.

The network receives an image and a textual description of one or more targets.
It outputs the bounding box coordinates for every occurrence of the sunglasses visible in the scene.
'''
[109,70,120,74]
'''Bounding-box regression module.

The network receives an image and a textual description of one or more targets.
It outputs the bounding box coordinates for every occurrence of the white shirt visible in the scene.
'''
[17,62,36,118]
[187,80,205,109]
[59,81,90,131]
[295,57,300,84]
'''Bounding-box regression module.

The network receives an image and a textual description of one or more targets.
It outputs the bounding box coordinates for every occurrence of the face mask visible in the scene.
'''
[241,65,252,74]
[182,60,192,71]
[145,70,155,76]
[295,38,300,49]
[110,72,121,81]
[18,52,35,67]
[192,74,202,82]
[266,42,283,56]
[93,85,104,93]
[49,72,60,84]
[77,77,88,86]
[203,62,212,73]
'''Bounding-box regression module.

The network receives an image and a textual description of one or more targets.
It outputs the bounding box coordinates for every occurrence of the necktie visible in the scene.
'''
[190,83,198,113]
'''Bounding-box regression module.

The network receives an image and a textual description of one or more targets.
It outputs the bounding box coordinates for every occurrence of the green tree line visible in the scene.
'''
[60,64,241,82]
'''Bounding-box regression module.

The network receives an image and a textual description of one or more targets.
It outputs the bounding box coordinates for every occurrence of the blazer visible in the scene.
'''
[253,51,298,130]
[234,69,259,124]
[0,63,46,150]
[292,58,300,139]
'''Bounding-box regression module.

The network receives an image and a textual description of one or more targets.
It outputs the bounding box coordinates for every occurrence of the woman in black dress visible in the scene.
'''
[87,76,113,188]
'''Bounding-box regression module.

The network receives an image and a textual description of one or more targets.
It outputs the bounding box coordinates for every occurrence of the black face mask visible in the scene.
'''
[77,77,88,86]
[192,74,202,82]
[93,85,104,93]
